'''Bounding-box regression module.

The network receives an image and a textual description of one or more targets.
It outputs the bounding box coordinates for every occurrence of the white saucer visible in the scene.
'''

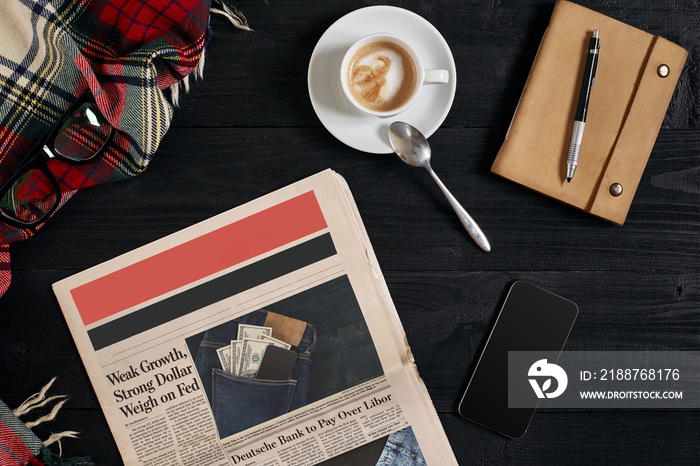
[308,6,457,154]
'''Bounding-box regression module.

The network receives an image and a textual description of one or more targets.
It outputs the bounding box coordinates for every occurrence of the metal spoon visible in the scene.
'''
[388,121,491,252]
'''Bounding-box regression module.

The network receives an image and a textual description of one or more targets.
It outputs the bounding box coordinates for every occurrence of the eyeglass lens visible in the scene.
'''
[0,100,110,226]
[0,168,57,224]
[54,102,111,161]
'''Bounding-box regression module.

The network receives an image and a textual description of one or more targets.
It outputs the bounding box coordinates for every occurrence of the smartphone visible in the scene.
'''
[256,345,297,380]
[458,281,578,438]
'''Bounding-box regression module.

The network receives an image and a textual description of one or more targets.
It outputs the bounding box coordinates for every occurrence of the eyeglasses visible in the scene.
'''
[0,92,114,228]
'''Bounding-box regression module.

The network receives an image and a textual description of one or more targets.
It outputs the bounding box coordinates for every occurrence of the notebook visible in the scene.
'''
[491,0,688,225]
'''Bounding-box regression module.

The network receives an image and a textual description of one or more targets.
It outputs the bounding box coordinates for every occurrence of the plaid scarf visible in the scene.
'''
[1,378,94,465]
[0,0,217,297]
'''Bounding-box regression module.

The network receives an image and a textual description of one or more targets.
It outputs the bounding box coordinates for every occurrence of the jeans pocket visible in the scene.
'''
[212,369,297,438]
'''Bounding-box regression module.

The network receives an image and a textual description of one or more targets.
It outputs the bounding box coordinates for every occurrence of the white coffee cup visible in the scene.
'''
[340,33,449,117]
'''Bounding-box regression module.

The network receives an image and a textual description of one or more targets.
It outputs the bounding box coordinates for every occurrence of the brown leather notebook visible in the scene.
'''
[491,0,687,225]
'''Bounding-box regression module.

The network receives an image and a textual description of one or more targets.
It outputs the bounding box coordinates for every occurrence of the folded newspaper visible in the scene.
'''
[53,170,458,465]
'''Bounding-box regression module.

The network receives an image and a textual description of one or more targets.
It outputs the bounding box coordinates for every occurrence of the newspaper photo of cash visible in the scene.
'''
[213,324,292,378]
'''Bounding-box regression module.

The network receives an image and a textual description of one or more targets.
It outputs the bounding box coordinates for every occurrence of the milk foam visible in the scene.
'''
[351,50,405,103]
[347,41,417,112]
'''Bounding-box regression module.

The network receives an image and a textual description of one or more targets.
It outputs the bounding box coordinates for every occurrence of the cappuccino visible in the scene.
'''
[346,41,417,112]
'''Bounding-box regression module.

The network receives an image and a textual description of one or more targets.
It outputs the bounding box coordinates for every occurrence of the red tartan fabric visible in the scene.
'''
[0,244,10,296]
[0,420,43,466]
[0,0,212,297]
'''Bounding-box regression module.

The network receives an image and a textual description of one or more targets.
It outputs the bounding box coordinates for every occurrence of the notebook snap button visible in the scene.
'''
[657,64,670,78]
[609,183,623,197]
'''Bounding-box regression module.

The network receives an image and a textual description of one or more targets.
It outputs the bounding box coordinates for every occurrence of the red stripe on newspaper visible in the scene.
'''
[71,191,327,326]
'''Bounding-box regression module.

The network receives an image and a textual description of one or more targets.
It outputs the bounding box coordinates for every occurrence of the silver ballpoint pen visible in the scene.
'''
[567,29,600,184]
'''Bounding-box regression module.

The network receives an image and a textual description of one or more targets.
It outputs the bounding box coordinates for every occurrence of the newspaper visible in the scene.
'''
[53,170,458,465]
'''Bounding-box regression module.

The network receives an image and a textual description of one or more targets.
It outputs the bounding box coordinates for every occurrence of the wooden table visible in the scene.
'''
[2,1,698,464]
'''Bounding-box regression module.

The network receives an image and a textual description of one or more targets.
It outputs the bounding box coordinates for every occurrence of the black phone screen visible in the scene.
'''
[458,281,578,438]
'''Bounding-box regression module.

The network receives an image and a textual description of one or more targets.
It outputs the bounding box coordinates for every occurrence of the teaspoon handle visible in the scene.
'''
[425,166,491,252]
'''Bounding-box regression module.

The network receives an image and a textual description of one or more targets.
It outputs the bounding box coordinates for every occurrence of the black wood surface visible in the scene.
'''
[1,1,699,465]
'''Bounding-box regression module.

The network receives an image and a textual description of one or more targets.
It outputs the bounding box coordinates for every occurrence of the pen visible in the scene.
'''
[567,29,600,184]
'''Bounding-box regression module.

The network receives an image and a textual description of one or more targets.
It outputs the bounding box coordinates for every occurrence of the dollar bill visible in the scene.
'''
[238,338,271,377]
[216,344,232,372]
[230,340,243,375]
[259,334,291,350]
[237,324,272,341]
